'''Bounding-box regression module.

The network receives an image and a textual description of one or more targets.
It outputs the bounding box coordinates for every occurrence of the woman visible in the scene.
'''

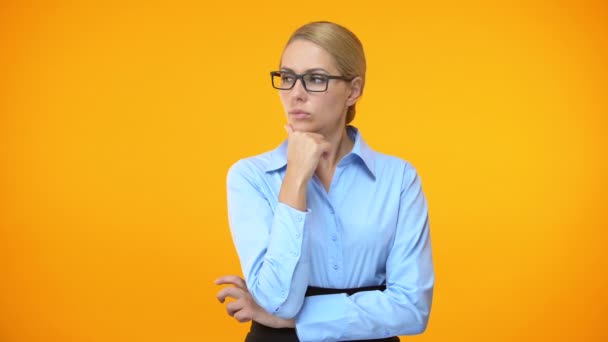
[216,21,434,342]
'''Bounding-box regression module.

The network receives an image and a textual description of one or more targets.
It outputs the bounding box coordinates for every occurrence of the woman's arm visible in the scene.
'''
[226,127,331,319]
[294,165,434,341]
[226,159,311,319]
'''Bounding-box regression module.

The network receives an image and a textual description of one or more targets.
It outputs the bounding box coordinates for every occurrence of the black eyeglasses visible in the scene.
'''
[270,71,353,92]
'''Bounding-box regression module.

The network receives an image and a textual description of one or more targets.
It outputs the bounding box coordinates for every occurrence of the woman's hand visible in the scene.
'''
[215,275,295,328]
[284,124,331,184]
[279,124,331,211]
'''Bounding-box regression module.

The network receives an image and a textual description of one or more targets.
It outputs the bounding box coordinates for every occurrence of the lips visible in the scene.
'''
[288,110,311,120]
[289,110,309,115]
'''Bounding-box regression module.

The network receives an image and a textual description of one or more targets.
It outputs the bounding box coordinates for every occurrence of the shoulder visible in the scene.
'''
[352,126,419,183]
[372,151,422,190]
[226,149,276,185]
[373,151,418,175]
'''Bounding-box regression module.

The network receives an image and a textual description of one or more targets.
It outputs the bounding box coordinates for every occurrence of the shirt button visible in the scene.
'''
[331,234,337,241]
[281,290,286,298]
[333,264,338,270]
[296,215,303,222]
[295,232,301,239]
[291,251,298,257]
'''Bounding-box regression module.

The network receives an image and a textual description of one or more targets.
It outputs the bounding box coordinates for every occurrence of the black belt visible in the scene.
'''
[305,284,386,297]
[245,284,400,342]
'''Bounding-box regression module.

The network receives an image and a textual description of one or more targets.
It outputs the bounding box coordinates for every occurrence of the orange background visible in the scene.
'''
[1,1,607,341]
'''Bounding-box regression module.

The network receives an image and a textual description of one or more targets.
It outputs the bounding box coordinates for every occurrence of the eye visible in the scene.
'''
[307,74,328,84]
[281,73,295,83]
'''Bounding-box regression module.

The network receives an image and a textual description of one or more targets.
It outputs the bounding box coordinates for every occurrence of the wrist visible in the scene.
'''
[284,167,310,188]
[283,318,295,328]
[274,316,295,328]
[279,169,308,211]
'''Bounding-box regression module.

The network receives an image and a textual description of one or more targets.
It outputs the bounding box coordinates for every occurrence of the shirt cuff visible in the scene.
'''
[266,202,310,261]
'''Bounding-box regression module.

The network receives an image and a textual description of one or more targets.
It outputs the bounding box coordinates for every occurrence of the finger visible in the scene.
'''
[234,309,253,323]
[215,275,247,289]
[226,300,244,317]
[305,132,325,141]
[216,286,243,303]
[320,140,332,150]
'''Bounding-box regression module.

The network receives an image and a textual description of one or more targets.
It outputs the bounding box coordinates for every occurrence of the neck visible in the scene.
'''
[318,126,354,171]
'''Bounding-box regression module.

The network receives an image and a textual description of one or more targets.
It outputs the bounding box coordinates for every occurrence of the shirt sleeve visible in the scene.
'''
[226,160,311,319]
[295,163,434,341]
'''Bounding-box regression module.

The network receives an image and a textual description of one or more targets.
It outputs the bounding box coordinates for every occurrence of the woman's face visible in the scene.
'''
[279,39,359,135]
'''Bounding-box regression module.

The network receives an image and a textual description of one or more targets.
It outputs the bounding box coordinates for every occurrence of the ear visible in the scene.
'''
[346,76,363,107]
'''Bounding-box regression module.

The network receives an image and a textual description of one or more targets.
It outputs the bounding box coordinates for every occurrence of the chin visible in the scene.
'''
[290,121,320,133]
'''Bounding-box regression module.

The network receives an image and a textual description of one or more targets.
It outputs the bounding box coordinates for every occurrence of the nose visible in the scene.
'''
[288,77,308,101]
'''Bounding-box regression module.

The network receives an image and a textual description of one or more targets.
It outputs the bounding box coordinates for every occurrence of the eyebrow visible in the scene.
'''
[280,67,330,74]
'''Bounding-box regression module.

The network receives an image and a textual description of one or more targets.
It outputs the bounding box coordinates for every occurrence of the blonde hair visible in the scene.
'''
[282,21,366,124]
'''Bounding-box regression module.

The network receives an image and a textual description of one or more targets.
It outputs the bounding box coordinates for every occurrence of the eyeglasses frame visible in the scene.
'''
[270,70,354,92]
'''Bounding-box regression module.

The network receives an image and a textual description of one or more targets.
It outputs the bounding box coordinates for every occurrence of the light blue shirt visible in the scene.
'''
[226,126,434,341]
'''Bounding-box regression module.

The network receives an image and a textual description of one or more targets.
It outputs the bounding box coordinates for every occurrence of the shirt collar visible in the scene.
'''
[265,125,376,179]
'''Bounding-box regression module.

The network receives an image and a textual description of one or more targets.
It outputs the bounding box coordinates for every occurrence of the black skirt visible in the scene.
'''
[244,285,400,342]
